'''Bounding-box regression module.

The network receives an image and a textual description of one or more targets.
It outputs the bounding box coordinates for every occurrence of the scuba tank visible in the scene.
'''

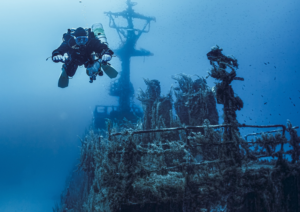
[91,23,108,45]
[87,23,107,83]
[87,23,118,83]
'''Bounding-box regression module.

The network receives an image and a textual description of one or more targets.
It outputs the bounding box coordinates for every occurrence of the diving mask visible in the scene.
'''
[75,36,88,46]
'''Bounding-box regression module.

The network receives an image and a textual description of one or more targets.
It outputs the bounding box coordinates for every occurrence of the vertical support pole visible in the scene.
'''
[185,128,190,146]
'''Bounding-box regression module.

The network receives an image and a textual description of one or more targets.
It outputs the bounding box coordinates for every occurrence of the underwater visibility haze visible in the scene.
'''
[0,0,300,211]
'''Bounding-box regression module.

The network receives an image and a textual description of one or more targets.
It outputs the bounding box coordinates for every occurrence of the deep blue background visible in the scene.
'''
[0,0,299,211]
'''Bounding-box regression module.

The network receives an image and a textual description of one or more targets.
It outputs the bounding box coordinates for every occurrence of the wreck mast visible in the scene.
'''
[105,0,156,116]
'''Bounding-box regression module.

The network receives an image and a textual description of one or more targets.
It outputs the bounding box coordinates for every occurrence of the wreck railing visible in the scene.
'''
[110,123,296,138]
[108,124,299,161]
[244,126,299,140]
[109,124,231,136]
[97,121,300,206]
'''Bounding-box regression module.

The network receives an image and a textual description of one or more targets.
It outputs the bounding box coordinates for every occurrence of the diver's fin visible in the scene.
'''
[101,63,118,78]
[58,67,69,88]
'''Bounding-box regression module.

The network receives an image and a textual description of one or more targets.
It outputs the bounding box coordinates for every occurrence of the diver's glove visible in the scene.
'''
[101,54,112,62]
[52,55,65,63]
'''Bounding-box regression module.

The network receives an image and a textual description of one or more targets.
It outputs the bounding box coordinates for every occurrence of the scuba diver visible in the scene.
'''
[52,24,117,88]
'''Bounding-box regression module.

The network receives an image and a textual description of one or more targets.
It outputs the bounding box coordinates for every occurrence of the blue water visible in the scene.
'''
[0,0,299,211]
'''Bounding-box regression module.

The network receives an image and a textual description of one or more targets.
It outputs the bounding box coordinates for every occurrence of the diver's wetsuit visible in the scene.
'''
[52,35,113,77]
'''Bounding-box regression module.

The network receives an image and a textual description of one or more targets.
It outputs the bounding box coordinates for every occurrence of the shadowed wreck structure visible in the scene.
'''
[54,46,300,212]
[106,0,155,120]
[93,0,155,129]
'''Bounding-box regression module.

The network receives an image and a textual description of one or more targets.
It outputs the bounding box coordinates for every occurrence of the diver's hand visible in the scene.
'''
[101,54,111,62]
[52,55,65,63]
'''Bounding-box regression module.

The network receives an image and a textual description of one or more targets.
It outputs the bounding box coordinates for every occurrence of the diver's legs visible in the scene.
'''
[63,61,78,77]
[58,66,69,88]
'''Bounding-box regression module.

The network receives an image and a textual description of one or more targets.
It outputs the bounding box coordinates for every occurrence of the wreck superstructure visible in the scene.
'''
[92,0,155,128]
[55,45,300,212]
[92,0,155,129]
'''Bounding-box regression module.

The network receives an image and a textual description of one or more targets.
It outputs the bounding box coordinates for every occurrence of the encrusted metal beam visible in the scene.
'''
[110,124,293,137]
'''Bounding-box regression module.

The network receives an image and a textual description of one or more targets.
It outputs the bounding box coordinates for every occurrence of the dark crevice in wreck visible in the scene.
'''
[54,46,300,212]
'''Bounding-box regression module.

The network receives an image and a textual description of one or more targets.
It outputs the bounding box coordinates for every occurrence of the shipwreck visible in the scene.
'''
[53,45,300,212]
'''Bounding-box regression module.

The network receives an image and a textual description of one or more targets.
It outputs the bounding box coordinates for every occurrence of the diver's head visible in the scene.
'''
[74,27,88,46]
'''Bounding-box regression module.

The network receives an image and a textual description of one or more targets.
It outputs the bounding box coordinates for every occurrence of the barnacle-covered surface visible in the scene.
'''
[54,47,300,212]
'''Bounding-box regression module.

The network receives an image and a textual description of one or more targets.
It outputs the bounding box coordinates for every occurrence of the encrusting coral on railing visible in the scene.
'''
[54,46,300,212]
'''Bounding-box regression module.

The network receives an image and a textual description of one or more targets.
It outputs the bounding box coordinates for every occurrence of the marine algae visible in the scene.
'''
[54,46,300,212]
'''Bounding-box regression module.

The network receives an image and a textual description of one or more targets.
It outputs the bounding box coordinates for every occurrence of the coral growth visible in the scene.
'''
[137,79,173,130]
[54,46,300,212]
[172,73,219,127]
